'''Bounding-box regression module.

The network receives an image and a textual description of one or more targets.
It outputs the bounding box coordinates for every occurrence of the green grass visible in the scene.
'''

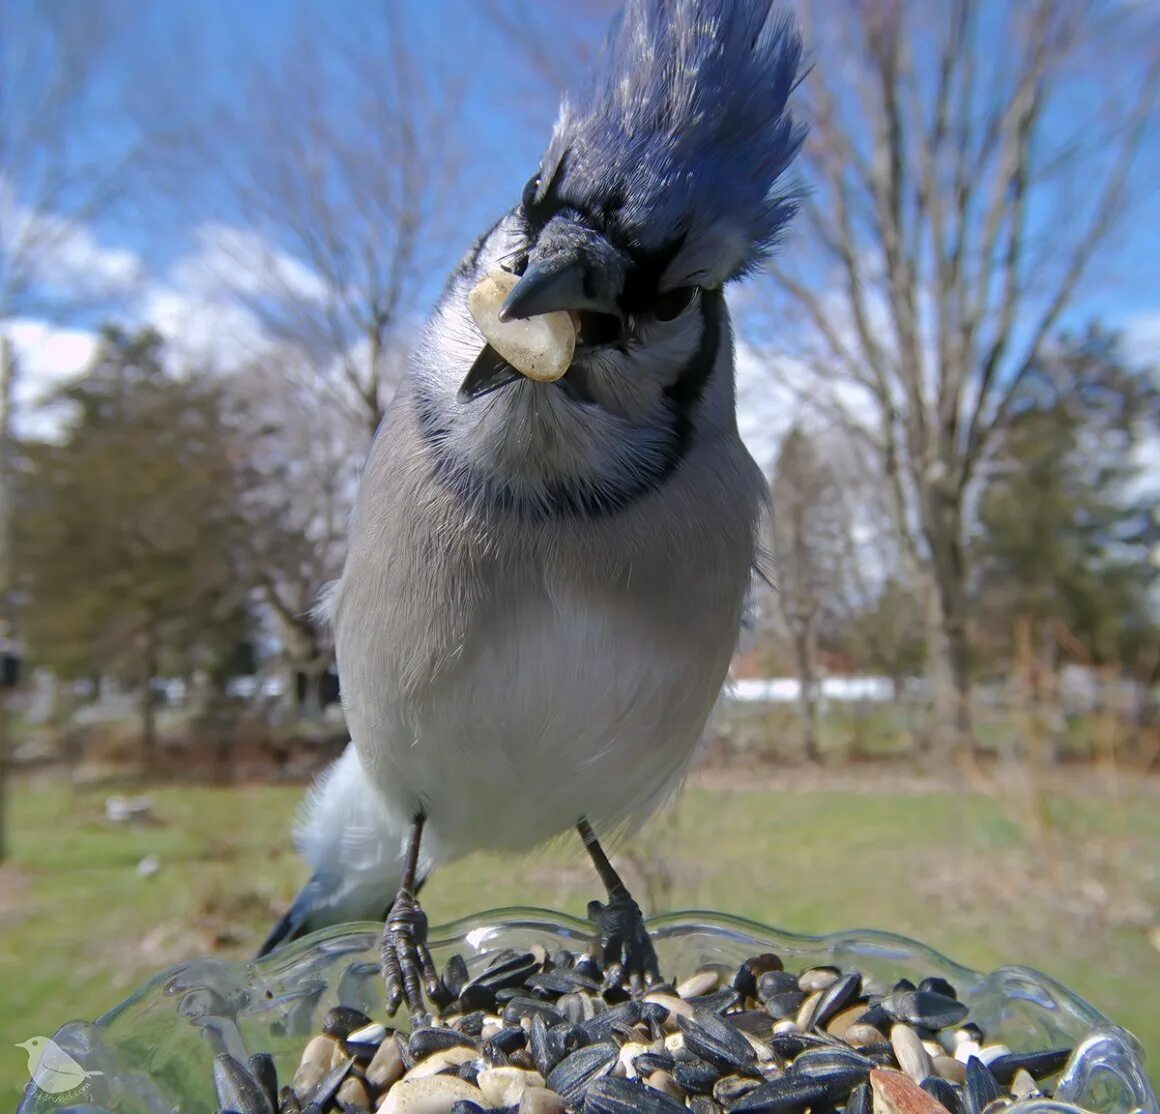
[2,774,1157,1106]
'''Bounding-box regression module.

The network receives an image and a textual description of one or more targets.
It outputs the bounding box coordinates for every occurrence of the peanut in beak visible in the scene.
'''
[467,269,577,382]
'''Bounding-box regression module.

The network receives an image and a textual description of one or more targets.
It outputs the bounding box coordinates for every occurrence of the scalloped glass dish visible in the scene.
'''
[16,909,1157,1114]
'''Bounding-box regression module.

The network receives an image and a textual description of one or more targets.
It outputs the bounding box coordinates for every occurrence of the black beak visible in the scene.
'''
[500,254,593,321]
[458,344,521,401]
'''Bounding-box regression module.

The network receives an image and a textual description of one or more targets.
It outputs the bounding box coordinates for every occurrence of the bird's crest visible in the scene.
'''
[534,0,805,290]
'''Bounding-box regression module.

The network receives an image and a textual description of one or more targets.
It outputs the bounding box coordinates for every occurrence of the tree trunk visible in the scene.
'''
[0,335,12,862]
[299,659,327,722]
[924,489,975,772]
[140,620,158,776]
[794,621,820,763]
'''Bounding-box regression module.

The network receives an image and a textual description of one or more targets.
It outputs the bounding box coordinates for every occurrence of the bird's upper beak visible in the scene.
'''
[499,252,602,322]
[503,218,627,323]
[460,218,628,402]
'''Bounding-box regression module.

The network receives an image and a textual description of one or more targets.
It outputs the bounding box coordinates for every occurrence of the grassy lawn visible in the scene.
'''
[1,770,1157,1106]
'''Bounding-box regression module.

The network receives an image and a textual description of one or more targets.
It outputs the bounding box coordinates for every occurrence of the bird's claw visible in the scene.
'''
[381,890,441,1022]
[588,888,661,995]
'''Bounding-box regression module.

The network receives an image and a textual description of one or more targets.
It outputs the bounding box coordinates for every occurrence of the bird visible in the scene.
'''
[16,1036,103,1096]
[260,0,805,1017]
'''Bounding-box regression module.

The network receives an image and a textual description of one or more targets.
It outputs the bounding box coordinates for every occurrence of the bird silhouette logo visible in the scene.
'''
[16,1036,104,1096]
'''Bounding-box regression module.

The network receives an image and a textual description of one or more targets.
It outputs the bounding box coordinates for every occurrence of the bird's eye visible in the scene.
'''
[521,173,542,212]
[653,286,696,322]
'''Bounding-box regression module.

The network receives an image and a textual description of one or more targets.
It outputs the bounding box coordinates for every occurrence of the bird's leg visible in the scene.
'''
[382,813,441,1021]
[578,817,662,995]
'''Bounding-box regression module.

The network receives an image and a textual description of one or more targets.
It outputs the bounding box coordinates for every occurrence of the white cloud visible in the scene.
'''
[136,222,334,372]
[5,318,97,438]
[733,333,801,475]
[140,282,273,372]
[1122,309,1160,366]
[185,224,329,306]
[0,175,141,302]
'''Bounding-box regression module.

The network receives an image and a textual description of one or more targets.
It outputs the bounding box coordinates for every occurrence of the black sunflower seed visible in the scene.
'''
[584,1075,688,1114]
[963,1056,1002,1114]
[529,1013,556,1076]
[443,954,470,999]
[985,1049,1070,1085]
[483,1025,527,1056]
[714,1073,764,1105]
[526,970,602,995]
[635,1051,676,1076]
[730,1010,776,1038]
[880,991,969,1031]
[278,1084,301,1114]
[672,1057,722,1095]
[679,1010,759,1075]
[792,1047,874,1075]
[578,1000,643,1043]
[769,1031,832,1059]
[688,988,742,1015]
[765,991,809,1020]
[407,1026,475,1063]
[756,971,800,1002]
[918,978,957,1001]
[730,1073,829,1114]
[213,1053,274,1114]
[304,1058,353,1110]
[503,996,566,1026]
[320,1007,373,1042]
[801,972,864,1032]
[922,1075,963,1114]
[545,1041,618,1105]
[846,1081,871,1114]
[735,954,785,1001]
[457,1011,487,1037]
[247,1053,278,1111]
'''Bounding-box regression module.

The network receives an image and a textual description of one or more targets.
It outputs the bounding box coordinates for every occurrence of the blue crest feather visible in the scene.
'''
[538,0,805,288]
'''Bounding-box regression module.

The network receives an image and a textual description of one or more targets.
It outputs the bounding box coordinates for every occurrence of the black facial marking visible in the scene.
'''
[416,290,724,522]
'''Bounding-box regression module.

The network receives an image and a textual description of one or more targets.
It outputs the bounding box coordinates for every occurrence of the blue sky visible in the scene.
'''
[4,0,1158,476]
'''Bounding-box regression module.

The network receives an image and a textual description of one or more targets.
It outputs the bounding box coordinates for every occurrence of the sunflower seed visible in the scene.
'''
[679,1010,759,1074]
[321,1007,374,1041]
[585,1074,688,1114]
[880,993,968,1031]
[892,1025,934,1082]
[729,1073,829,1113]
[214,1053,275,1114]
[378,1075,485,1114]
[962,1057,1002,1114]
[870,1067,952,1114]
[672,1057,721,1095]
[800,972,863,1032]
[545,1041,618,1105]
[984,1049,1070,1085]
[921,1076,962,1114]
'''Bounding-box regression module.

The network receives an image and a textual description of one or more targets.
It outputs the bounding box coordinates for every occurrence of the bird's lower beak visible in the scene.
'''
[461,269,579,401]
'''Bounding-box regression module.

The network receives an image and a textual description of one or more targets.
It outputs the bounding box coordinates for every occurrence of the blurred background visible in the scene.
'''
[0,0,1158,1102]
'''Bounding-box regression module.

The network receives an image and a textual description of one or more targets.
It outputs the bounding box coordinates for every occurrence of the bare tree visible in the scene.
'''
[770,426,848,762]
[0,1,162,855]
[763,0,1159,767]
[226,355,362,718]
[185,1,468,438]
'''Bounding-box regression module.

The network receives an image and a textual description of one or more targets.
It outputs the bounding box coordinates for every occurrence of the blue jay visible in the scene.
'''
[261,0,804,1015]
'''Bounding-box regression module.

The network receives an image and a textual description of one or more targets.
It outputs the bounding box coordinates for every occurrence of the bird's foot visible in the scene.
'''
[381,889,441,1022]
[588,887,661,996]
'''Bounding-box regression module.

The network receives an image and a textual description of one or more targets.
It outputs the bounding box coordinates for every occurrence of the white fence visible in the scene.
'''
[727,676,895,704]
